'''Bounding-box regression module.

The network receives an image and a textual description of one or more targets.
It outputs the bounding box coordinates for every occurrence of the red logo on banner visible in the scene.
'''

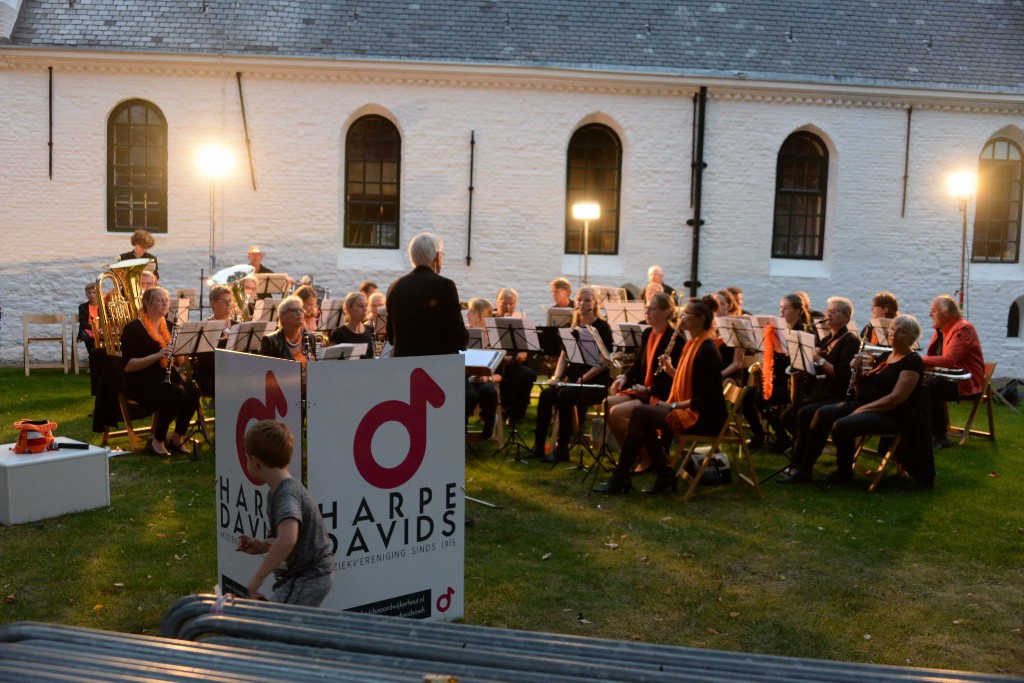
[353,368,446,489]
[235,371,288,485]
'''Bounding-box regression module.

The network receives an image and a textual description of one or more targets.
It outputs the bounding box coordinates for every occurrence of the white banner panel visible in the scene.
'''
[307,355,465,620]
[214,350,303,599]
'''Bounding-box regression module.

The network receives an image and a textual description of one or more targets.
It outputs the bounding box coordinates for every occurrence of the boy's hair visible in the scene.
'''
[244,420,294,469]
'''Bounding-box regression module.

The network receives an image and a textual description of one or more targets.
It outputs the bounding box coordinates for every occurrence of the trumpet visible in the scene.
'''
[928,367,972,382]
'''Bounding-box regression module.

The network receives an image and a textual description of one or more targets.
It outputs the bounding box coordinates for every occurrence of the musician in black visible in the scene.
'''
[781,315,927,485]
[528,287,614,463]
[860,292,899,344]
[742,292,811,451]
[464,297,500,439]
[191,285,235,397]
[779,296,862,483]
[605,292,681,458]
[120,286,199,456]
[328,291,375,359]
[117,229,159,279]
[259,296,317,364]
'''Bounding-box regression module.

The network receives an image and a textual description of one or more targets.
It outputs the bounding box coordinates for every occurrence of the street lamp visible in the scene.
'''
[572,201,600,286]
[197,144,234,274]
[946,171,978,312]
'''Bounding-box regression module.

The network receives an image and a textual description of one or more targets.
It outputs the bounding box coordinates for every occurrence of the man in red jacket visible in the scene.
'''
[921,295,985,450]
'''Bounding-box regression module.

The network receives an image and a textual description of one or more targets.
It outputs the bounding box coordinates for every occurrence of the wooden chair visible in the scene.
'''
[851,432,902,492]
[23,313,68,375]
[671,384,763,501]
[466,398,505,448]
[945,362,996,446]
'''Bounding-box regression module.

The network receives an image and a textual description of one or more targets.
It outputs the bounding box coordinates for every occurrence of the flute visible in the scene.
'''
[655,313,686,376]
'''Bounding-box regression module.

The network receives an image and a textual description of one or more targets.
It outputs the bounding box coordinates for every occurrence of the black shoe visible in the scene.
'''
[778,469,812,484]
[523,446,544,460]
[481,420,495,440]
[821,470,853,486]
[933,436,951,451]
[643,471,678,494]
[542,448,570,464]
[595,475,632,494]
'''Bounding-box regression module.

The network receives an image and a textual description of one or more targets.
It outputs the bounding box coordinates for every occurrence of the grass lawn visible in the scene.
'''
[1,368,1022,675]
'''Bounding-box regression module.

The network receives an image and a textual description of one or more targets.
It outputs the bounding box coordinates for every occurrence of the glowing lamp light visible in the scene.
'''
[946,171,977,201]
[197,144,234,180]
[572,201,600,221]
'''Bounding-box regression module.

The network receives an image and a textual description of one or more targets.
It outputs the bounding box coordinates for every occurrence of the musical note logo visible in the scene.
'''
[235,371,288,485]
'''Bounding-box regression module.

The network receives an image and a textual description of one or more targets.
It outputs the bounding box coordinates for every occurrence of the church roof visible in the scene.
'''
[7,0,1024,93]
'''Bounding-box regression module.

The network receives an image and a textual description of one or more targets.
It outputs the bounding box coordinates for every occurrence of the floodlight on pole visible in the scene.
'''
[946,170,977,312]
[197,144,234,273]
[572,201,600,286]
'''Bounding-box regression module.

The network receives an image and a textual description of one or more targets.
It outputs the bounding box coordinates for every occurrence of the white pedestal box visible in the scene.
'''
[0,438,110,525]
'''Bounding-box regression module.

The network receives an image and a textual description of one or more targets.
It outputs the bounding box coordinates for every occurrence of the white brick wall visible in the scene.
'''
[1,56,1022,378]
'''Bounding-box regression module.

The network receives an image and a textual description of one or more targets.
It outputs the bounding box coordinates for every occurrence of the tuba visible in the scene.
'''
[209,264,256,323]
[94,257,151,356]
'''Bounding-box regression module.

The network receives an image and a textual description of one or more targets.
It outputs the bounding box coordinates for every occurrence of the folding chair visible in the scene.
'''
[671,384,762,501]
[946,362,997,446]
[851,432,902,492]
[23,313,68,375]
[466,398,505,449]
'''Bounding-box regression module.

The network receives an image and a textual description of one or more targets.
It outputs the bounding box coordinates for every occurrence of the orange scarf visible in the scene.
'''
[139,314,171,368]
[762,322,777,400]
[666,330,714,433]
[642,327,666,387]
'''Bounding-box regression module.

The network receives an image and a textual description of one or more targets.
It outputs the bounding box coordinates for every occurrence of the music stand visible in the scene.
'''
[612,322,646,352]
[172,320,227,456]
[717,316,760,355]
[321,343,366,360]
[604,301,646,325]
[552,326,609,470]
[254,273,290,298]
[226,321,274,353]
[318,299,344,332]
[484,319,539,465]
[466,327,485,350]
[252,299,281,323]
[786,329,818,377]
[870,317,893,346]
[545,307,574,328]
[583,397,618,494]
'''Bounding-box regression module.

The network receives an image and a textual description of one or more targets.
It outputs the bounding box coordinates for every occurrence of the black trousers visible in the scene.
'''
[127,376,200,442]
[923,376,963,439]
[614,403,675,477]
[533,384,607,450]
[499,361,537,423]
[465,378,498,428]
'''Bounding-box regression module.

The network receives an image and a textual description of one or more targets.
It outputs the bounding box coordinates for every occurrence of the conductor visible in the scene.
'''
[386,232,468,357]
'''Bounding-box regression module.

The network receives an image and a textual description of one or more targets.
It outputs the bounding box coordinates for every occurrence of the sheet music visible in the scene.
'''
[545,306,574,328]
[589,284,627,304]
[870,317,893,346]
[172,319,228,355]
[461,348,507,376]
[604,302,646,325]
[561,325,610,368]
[786,329,818,376]
[318,299,344,331]
[254,273,290,297]
[485,317,540,353]
[466,327,485,350]
[612,322,647,350]
[252,298,281,323]
[747,314,787,351]
[226,321,274,352]
[321,343,367,360]
[715,316,759,353]
[169,299,190,327]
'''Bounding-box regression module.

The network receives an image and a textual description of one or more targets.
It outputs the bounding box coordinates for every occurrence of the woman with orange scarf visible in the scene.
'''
[120,286,200,456]
[596,296,726,495]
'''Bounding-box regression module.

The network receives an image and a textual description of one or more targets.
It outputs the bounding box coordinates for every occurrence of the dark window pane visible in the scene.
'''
[108,99,167,232]
[772,132,828,259]
[345,115,401,248]
[973,138,1023,264]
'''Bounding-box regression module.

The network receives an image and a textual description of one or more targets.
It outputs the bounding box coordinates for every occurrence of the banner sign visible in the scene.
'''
[215,352,465,621]
[307,354,465,620]
[214,350,303,599]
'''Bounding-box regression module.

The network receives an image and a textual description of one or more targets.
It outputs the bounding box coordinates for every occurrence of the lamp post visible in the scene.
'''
[197,144,234,274]
[572,201,600,286]
[946,171,977,312]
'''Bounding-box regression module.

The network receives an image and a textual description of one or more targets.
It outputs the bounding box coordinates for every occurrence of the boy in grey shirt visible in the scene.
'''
[236,420,335,606]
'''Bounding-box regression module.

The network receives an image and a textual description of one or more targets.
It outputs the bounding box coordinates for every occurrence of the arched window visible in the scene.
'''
[973,138,1023,264]
[345,115,401,248]
[771,132,829,259]
[565,124,621,255]
[107,99,167,233]
[1009,298,1022,338]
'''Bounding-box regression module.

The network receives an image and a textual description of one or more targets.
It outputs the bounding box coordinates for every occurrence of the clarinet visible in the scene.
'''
[654,314,686,376]
[845,329,870,403]
[162,323,180,384]
[303,331,318,362]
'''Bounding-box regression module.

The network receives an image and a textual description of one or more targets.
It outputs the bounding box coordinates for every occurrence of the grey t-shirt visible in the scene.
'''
[269,477,334,584]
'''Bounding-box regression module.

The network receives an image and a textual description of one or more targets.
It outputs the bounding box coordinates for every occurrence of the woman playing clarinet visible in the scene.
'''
[596,295,726,494]
[120,286,199,456]
[528,287,614,463]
